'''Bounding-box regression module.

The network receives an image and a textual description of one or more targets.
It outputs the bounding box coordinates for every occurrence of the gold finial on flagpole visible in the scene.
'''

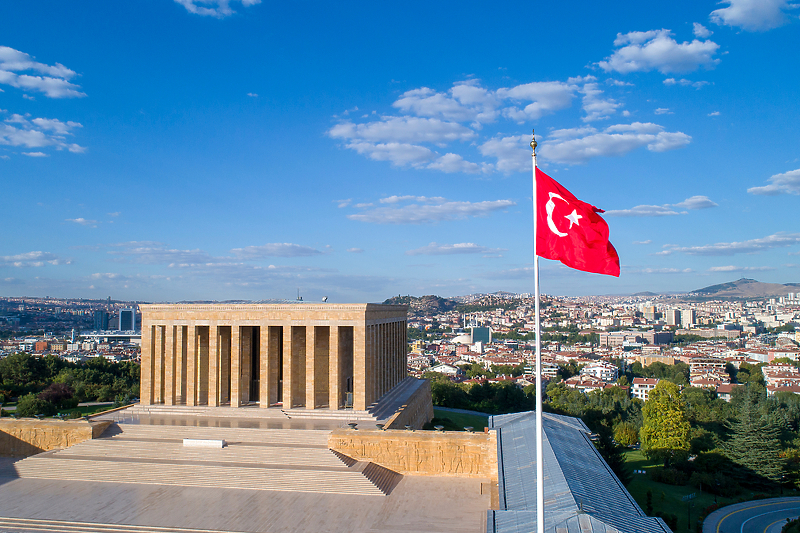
[530,128,537,156]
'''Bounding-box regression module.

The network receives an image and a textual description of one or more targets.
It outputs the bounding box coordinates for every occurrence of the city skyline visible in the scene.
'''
[1,1,799,303]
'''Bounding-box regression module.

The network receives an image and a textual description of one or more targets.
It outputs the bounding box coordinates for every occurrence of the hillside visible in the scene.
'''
[691,278,800,298]
[382,295,458,316]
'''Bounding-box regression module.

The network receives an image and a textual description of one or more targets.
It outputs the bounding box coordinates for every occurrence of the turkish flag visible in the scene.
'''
[536,168,620,277]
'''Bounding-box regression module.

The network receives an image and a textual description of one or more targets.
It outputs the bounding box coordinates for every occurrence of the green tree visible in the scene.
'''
[15,393,56,417]
[724,387,784,485]
[639,381,690,465]
[613,421,638,447]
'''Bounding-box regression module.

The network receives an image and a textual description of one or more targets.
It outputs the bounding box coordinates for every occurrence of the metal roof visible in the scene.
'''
[487,411,672,533]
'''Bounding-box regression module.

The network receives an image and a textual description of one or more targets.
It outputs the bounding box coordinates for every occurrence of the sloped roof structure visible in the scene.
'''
[487,411,672,533]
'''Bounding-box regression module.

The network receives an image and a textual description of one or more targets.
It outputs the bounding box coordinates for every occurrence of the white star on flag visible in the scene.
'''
[565,209,582,229]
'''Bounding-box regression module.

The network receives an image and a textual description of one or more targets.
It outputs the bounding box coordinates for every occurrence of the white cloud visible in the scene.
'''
[347,197,515,224]
[346,248,364,253]
[662,232,800,255]
[540,122,691,164]
[606,195,717,216]
[0,251,71,267]
[747,168,800,195]
[708,265,775,272]
[393,81,500,124]
[654,108,672,115]
[379,195,447,204]
[498,81,579,122]
[1,114,85,155]
[406,242,507,256]
[598,29,720,74]
[66,217,98,227]
[174,0,261,18]
[663,78,710,89]
[633,240,652,245]
[330,78,689,173]
[708,111,720,116]
[22,151,48,157]
[606,205,682,217]
[693,23,713,38]
[627,267,694,274]
[710,0,796,31]
[479,134,529,173]
[580,82,622,122]
[0,46,85,98]
[230,243,323,258]
[345,142,434,167]
[247,92,258,97]
[673,195,718,209]
[329,116,476,145]
[427,153,489,174]
[109,244,222,266]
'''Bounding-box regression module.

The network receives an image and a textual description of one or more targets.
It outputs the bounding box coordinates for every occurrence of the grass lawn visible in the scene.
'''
[430,408,489,432]
[624,449,792,533]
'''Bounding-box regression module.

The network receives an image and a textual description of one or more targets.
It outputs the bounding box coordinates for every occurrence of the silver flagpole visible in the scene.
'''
[531,130,544,533]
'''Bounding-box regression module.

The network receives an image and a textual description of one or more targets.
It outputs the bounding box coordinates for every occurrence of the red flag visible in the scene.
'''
[535,167,620,277]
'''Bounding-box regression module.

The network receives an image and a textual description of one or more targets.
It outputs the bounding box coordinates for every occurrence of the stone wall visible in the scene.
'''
[383,379,434,430]
[328,428,497,481]
[0,419,112,457]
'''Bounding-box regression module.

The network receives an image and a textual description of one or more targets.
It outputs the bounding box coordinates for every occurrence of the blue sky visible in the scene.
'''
[1,0,799,303]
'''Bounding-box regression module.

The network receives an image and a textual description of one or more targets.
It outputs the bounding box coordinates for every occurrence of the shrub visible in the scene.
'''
[654,511,678,530]
[37,383,78,410]
[649,467,690,486]
[15,393,56,418]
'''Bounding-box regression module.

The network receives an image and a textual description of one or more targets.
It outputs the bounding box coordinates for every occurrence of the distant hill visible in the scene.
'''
[382,295,458,316]
[691,278,800,298]
[631,291,658,297]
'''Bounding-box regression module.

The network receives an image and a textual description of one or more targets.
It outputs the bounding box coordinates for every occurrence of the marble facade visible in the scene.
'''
[139,303,408,411]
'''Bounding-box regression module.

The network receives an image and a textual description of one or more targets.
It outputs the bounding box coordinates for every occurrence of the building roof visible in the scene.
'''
[487,411,671,533]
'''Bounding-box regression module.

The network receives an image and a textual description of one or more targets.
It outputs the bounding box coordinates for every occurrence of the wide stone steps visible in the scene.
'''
[0,516,251,533]
[123,405,289,418]
[106,423,331,445]
[13,456,384,495]
[58,439,345,468]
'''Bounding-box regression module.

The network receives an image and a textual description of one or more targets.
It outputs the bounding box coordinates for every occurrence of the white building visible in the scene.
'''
[580,361,619,382]
[631,377,659,401]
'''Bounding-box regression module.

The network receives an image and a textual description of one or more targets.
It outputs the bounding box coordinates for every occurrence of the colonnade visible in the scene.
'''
[139,304,408,411]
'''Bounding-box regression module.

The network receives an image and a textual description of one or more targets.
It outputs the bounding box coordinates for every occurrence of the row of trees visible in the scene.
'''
[0,352,140,406]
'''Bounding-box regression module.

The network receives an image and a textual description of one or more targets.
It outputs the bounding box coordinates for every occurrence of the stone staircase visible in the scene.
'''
[11,423,399,496]
[121,377,426,428]
[281,377,424,424]
[0,516,253,533]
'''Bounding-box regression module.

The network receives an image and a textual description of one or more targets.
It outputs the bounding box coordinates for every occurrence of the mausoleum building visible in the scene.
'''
[139,303,408,411]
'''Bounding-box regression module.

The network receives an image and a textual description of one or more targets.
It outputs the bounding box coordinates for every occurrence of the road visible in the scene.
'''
[703,497,800,533]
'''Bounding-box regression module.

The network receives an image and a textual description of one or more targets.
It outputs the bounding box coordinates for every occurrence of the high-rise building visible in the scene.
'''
[119,307,136,331]
[665,309,681,326]
[681,309,696,326]
[93,310,109,331]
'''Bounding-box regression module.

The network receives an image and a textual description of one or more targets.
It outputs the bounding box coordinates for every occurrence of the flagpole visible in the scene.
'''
[531,130,544,533]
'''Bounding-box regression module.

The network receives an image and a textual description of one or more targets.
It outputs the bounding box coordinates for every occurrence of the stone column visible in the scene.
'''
[329,326,340,410]
[231,325,241,407]
[259,325,270,408]
[186,326,197,406]
[305,326,316,409]
[198,327,209,405]
[282,325,293,407]
[175,326,185,404]
[164,324,175,406]
[220,327,231,405]
[354,324,367,410]
[153,325,164,404]
[141,324,153,405]
[208,325,219,407]
[241,327,252,404]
